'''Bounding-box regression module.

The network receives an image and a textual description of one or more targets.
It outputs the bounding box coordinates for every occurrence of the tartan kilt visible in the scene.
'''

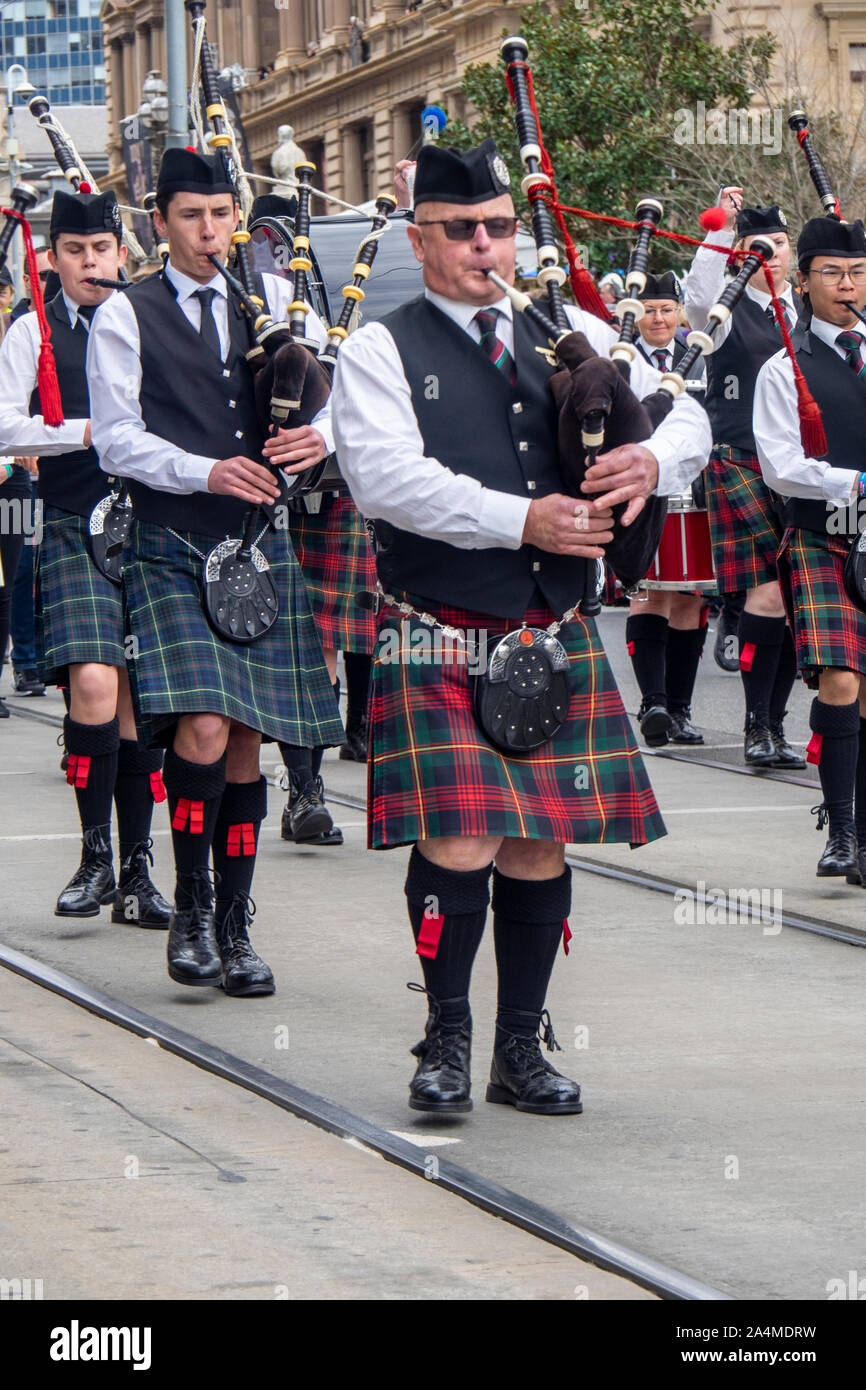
[367,596,667,850]
[705,447,783,592]
[35,504,125,686]
[288,494,377,654]
[777,528,866,686]
[121,520,344,750]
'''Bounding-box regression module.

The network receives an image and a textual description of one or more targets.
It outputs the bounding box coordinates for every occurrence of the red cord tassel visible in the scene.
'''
[762,263,828,458]
[1,207,64,425]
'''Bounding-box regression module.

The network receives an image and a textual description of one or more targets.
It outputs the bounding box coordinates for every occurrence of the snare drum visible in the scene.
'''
[639,491,717,592]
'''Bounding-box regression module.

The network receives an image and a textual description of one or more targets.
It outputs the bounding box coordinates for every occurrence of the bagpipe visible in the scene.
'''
[0,183,64,429]
[787,109,866,610]
[184,0,397,643]
[28,89,135,584]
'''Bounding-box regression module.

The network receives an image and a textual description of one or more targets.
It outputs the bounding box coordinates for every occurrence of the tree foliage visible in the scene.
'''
[446,0,778,275]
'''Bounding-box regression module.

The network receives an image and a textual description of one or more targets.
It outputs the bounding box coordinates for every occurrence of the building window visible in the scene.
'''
[850,43,866,82]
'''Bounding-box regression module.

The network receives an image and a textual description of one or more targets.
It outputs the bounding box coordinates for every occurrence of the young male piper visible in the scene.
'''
[627,271,710,747]
[754,216,866,881]
[332,140,711,1116]
[685,193,805,769]
[87,149,343,995]
[0,189,170,924]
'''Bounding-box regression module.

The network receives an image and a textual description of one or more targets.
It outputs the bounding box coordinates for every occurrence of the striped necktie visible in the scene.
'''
[473,307,517,387]
[652,348,670,373]
[836,329,866,378]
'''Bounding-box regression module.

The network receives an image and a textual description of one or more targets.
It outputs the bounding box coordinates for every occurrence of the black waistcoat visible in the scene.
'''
[29,294,105,516]
[125,273,264,537]
[706,291,801,451]
[379,296,588,618]
[781,320,866,536]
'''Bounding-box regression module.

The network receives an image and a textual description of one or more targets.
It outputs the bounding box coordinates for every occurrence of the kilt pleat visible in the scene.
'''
[705,448,783,592]
[122,520,344,749]
[289,494,377,654]
[36,504,125,685]
[367,598,666,850]
[777,528,866,684]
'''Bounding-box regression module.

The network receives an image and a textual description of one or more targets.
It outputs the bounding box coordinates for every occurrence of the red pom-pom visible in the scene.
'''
[78,181,92,194]
[185,145,197,152]
[699,206,728,232]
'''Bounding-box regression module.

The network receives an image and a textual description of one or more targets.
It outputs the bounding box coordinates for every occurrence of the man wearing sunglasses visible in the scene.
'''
[332,139,710,1120]
[754,216,866,885]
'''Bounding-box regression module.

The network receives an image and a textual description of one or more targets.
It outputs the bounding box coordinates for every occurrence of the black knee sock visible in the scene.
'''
[665,624,708,713]
[344,651,372,731]
[114,740,165,861]
[626,613,668,705]
[857,719,866,845]
[492,866,572,1043]
[162,748,226,908]
[769,625,798,726]
[808,698,859,835]
[738,612,785,724]
[212,776,268,918]
[405,845,492,1026]
[281,680,340,788]
[64,716,120,851]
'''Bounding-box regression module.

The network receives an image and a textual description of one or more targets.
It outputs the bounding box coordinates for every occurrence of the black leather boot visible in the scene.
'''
[55,830,116,917]
[744,712,776,767]
[215,893,275,997]
[846,845,866,886]
[166,868,222,986]
[281,772,342,845]
[637,697,673,748]
[486,1009,582,1115]
[408,983,472,1114]
[812,803,857,876]
[769,717,806,769]
[339,716,368,763]
[111,840,172,928]
[669,705,704,745]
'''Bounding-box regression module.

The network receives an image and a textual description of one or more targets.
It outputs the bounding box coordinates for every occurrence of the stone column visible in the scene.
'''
[275,1,306,68]
[122,33,137,117]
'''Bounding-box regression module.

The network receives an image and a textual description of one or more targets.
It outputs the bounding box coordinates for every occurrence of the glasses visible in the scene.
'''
[810,267,866,285]
[415,216,519,241]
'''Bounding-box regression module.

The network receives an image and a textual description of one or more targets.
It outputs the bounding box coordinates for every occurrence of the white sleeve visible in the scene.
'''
[0,313,89,454]
[331,322,529,549]
[684,228,735,347]
[565,306,712,495]
[262,272,334,454]
[753,351,859,503]
[86,291,216,493]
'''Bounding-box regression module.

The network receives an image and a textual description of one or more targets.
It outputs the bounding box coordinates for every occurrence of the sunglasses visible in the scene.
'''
[416,216,519,241]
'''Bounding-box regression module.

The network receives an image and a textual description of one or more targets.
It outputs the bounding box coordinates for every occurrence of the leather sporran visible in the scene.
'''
[89,490,133,586]
[843,528,866,613]
[473,627,571,754]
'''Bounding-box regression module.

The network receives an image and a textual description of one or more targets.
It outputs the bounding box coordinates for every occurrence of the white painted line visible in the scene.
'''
[389,1130,462,1148]
[662,804,812,815]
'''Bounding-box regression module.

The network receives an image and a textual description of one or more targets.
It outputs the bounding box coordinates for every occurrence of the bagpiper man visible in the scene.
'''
[0,189,171,925]
[87,149,343,995]
[753,215,866,881]
[627,270,710,747]
[332,140,711,1116]
[685,191,805,770]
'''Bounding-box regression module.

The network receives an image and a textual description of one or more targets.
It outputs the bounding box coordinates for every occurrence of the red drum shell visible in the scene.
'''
[640,497,717,591]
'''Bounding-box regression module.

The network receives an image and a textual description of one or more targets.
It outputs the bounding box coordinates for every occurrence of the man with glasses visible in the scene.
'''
[685,193,805,772]
[332,139,710,1118]
[754,216,866,883]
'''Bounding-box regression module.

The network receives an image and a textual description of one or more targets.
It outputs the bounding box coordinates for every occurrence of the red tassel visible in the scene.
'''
[171,799,189,831]
[150,771,167,803]
[806,732,823,765]
[739,641,756,672]
[626,640,635,656]
[1,205,64,425]
[699,206,728,232]
[66,753,90,788]
[761,262,828,458]
[189,800,204,833]
[65,754,76,786]
[562,919,572,956]
[416,913,444,959]
[226,822,256,856]
[242,822,256,855]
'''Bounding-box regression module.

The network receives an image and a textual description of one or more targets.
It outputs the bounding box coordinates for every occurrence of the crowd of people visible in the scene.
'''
[1,133,864,1120]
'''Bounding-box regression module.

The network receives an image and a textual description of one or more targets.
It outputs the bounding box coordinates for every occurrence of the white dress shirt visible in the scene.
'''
[331,290,712,551]
[87,261,333,496]
[0,288,98,455]
[684,227,797,347]
[753,315,865,502]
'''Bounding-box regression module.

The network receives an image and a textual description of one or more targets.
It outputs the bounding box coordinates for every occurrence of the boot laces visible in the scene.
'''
[219,892,257,948]
[120,838,155,881]
[82,826,112,860]
[811,802,828,832]
[407,982,469,1068]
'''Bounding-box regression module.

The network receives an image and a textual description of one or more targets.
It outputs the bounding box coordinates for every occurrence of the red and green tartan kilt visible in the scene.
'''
[777,528,866,686]
[705,446,783,592]
[367,596,666,850]
[288,494,377,654]
[35,504,125,686]
[121,520,344,750]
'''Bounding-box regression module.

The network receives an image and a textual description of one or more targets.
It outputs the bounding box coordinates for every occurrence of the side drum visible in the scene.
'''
[639,492,717,592]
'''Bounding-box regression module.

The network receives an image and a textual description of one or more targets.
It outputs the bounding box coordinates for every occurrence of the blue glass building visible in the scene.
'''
[0,0,105,106]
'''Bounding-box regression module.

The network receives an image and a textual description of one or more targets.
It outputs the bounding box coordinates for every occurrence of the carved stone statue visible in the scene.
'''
[270,125,306,196]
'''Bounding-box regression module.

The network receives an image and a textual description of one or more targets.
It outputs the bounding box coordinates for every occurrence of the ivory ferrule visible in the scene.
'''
[685,328,714,355]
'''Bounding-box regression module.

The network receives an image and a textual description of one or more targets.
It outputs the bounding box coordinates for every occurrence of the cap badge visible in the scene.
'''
[492,154,511,190]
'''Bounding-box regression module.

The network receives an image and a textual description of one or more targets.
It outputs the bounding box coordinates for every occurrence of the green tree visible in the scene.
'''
[447,0,776,276]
